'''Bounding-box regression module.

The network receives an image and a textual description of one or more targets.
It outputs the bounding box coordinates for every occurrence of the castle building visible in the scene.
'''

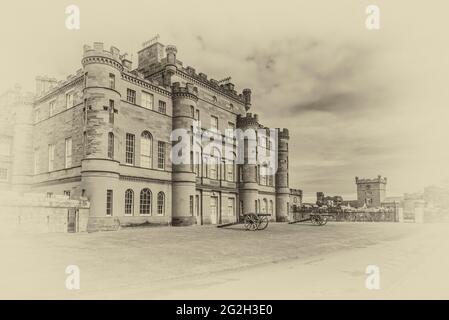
[0,40,294,231]
[355,175,387,207]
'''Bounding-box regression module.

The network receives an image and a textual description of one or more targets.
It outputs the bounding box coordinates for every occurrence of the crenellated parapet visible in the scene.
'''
[355,175,387,184]
[171,82,198,101]
[237,113,260,129]
[278,128,290,140]
[82,42,126,72]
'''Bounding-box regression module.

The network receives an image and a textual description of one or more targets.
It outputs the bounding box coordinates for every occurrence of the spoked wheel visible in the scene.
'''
[244,214,258,231]
[257,216,269,230]
[319,217,328,226]
[311,215,321,225]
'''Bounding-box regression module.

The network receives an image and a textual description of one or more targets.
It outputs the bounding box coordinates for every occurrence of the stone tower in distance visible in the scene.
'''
[355,175,387,207]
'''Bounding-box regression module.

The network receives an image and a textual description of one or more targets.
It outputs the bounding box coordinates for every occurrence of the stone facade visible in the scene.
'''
[0,40,295,231]
[355,175,387,207]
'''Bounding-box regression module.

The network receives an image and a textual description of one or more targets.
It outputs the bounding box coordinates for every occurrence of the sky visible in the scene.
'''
[1,0,448,202]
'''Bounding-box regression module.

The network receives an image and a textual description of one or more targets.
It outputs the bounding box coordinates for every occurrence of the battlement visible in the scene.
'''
[177,64,248,104]
[237,113,260,128]
[82,42,132,71]
[355,175,387,184]
[278,128,290,139]
[171,82,198,100]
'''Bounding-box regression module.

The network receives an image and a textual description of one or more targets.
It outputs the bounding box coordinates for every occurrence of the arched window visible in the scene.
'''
[157,192,165,215]
[269,200,274,214]
[124,189,134,215]
[263,198,268,213]
[108,132,114,159]
[140,131,152,168]
[140,188,152,215]
[257,199,261,213]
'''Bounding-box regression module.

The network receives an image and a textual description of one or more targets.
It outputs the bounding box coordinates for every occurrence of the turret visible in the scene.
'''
[81,42,122,228]
[171,82,198,226]
[275,128,290,221]
[236,113,260,216]
[242,88,252,111]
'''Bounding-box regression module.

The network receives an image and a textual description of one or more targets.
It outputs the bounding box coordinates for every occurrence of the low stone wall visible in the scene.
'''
[0,191,90,234]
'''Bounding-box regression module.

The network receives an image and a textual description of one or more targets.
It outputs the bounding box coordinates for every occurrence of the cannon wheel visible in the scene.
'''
[319,216,328,226]
[311,215,321,225]
[257,216,269,230]
[244,213,258,231]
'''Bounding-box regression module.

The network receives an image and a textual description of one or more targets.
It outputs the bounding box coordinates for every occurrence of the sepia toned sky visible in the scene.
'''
[1,0,448,201]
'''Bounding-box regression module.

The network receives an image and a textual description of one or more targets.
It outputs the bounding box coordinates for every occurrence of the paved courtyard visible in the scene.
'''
[1,221,448,299]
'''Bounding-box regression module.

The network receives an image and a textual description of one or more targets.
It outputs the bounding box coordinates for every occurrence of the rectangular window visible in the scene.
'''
[195,109,200,121]
[0,141,10,156]
[127,89,136,104]
[34,109,40,123]
[158,100,166,114]
[48,144,55,171]
[65,138,72,168]
[49,100,56,117]
[142,91,154,109]
[0,168,8,181]
[109,100,114,124]
[34,149,39,174]
[227,162,234,181]
[157,141,165,169]
[66,92,74,109]
[228,198,235,216]
[125,133,135,165]
[108,133,114,159]
[190,106,195,118]
[106,190,113,216]
[109,73,115,89]
[83,131,87,157]
[227,122,235,138]
[190,195,194,216]
[210,115,218,130]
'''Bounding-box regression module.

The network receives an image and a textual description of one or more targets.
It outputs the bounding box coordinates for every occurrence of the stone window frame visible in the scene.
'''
[158,100,166,114]
[125,133,135,165]
[124,189,134,216]
[157,141,165,170]
[108,132,114,159]
[157,192,165,216]
[0,168,8,181]
[141,91,154,110]
[65,137,72,169]
[106,189,113,216]
[126,88,137,104]
[140,131,153,168]
[140,188,152,215]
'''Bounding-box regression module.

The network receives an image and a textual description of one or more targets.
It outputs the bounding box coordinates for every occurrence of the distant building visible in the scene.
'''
[355,175,387,207]
[316,192,343,206]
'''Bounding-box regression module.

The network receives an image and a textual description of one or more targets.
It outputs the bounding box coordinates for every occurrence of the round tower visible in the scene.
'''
[171,82,198,226]
[237,113,259,216]
[80,42,122,230]
[275,128,290,222]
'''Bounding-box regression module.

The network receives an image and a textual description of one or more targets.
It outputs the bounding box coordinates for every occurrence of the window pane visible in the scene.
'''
[140,132,152,168]
[142,92,153,109]
[106,190,113,216]
[157,141,165,169]
[126,133,135,164]
[140,188,152,215]
[125,189,134,215]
